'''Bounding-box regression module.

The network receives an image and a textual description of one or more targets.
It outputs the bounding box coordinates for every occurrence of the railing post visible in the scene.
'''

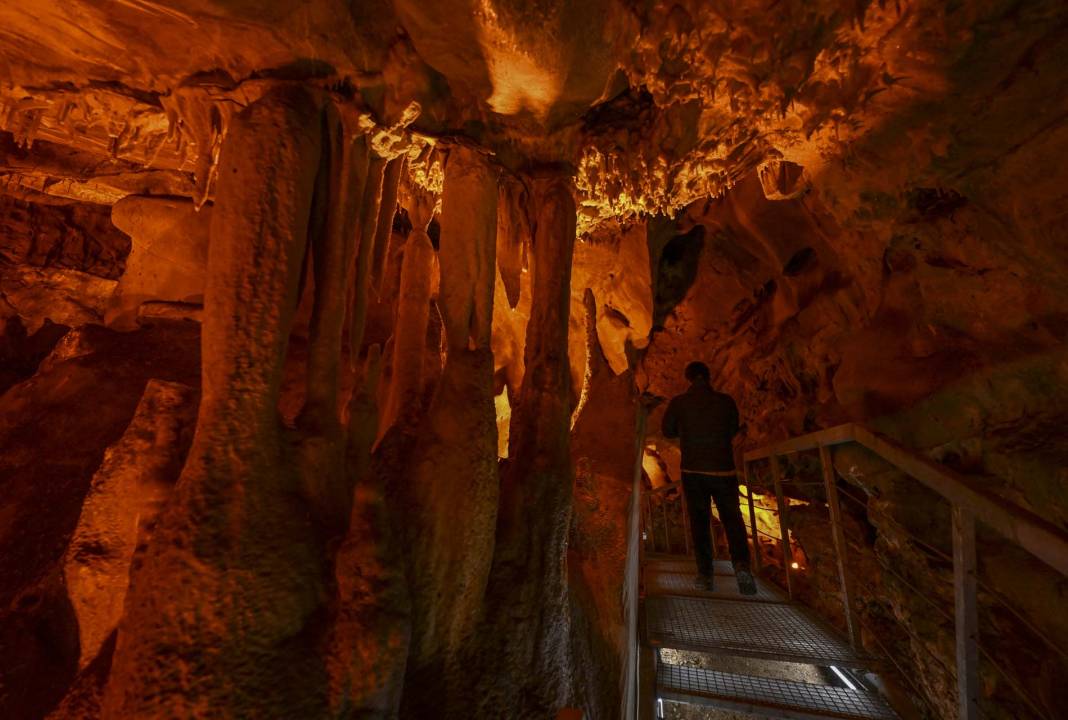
[742,460,761,574]
[952,505,979,720]
[660,497,671,554]
[819,444,861,649]
[623,402,649,720]
[770,454,795,599]
[680,484,692,557]
[640,493,649,551]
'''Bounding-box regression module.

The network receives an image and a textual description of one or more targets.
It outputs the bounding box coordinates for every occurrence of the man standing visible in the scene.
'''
[662,361,757,595]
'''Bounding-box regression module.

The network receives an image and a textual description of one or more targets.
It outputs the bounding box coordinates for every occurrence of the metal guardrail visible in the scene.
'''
[626,421,1067,719]
[740,423,1068,720]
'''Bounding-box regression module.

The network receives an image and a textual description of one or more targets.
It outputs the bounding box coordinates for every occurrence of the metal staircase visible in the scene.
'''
[621,419,1068,720]
[644,553,896,719]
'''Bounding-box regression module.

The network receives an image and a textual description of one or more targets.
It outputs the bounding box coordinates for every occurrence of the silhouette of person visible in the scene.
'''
[662,361,757,595]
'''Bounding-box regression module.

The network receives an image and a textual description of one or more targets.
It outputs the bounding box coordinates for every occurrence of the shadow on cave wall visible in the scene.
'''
[652,224,705,331]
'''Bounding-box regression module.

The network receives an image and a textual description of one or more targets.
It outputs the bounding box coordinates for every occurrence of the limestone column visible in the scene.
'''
[478,170,577,719]
[397,145,500,719]
[103,86,333,720]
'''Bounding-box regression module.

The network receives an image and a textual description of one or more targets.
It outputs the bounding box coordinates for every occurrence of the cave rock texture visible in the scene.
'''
[1,1,1067,720]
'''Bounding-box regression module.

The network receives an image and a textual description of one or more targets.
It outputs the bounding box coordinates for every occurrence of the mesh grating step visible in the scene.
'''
[647,595,862,665]
[645,565,786,603]
[645,554,737,577]
[659,664,898,720]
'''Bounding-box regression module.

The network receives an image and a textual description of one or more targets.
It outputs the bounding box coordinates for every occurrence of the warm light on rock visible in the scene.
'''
[0,2,1065,719]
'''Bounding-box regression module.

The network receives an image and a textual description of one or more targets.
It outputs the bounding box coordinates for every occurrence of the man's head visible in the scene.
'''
[684,361,711,384]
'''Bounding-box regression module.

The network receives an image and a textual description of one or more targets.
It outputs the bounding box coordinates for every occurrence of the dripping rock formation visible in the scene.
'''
[0,2,1066,720]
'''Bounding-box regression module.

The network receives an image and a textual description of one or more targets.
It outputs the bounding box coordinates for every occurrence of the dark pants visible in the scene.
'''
[682,472,751,577]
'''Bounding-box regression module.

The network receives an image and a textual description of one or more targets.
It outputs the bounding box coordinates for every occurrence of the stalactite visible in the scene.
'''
[161,89,232,210]
[438,145,498,352]
[371,155,405,295]
[476,170,577,719]
[300,103,361,434]
[343,134,372,366]
[395,144,500,720]
[570,287,597,430]
[328,344,412,718]
[496,174,530,310]
[347,154,388,363]
[378,183,436,441]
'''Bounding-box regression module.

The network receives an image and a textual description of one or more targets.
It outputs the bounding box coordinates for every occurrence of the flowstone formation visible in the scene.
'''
[1,2,1066,720]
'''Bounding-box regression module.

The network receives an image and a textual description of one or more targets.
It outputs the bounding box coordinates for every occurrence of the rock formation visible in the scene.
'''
[1,2,1066,719]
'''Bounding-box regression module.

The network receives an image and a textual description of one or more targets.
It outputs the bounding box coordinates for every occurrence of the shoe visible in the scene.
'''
[736,569,757,596]
[694,574,714,591]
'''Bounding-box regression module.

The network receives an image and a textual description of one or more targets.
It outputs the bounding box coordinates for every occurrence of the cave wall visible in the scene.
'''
[0,1,1066,719]
[639,20,1068,711]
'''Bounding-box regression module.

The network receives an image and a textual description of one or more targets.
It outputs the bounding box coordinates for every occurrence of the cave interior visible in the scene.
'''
[1,1,1067,719]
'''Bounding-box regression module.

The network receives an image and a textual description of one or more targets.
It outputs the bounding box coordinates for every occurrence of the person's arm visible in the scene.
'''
[661,397,680,439]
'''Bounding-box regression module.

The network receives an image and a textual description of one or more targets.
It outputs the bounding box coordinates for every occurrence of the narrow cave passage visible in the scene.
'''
[1,3,1068,720]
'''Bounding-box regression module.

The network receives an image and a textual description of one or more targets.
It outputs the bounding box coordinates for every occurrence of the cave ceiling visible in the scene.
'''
[0,0,985,234]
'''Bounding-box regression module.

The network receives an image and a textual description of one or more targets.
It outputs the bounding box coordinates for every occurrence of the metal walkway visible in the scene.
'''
[643,554,898,720]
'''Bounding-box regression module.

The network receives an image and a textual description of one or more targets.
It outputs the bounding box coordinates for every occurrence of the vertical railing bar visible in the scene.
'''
[770,453,794,599]
[953,505,979,720]
[660,497,671,555]
[743,460,761,574]
[819,443,862,649]
[624,400,650,720]
[709,501,719,562]
[680,483,692,557]
[642,495,650,553]
[649,495,657,551]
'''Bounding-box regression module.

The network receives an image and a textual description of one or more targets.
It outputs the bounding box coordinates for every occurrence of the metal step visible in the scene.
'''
[645,554,738,577]
[659,663,898,720]
[646,595,863,666]
[644,558,786,603]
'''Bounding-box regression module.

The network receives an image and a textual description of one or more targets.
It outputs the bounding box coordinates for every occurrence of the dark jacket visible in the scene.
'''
[661,382,740,473]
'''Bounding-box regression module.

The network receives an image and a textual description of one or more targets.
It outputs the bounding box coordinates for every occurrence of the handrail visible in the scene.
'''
[743,421,1068,720]
[743,422,1068,577]
[623,402,648,720]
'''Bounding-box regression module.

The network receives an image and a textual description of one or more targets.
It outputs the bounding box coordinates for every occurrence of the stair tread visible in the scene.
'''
[647,595,864,665]
[659,663,898,720]
[645,557,787,603]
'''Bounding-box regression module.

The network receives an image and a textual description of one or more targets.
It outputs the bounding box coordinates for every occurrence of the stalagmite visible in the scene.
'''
[327,346,413,718]
[395,144,500,720]
[63,380,197,670]
[5,5,1068,720]
[479,170,577,718]
[102,86,333,719]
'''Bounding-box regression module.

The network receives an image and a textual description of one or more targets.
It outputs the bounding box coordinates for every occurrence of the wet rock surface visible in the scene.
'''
[0,321,200,720]
[0,1,1066,718]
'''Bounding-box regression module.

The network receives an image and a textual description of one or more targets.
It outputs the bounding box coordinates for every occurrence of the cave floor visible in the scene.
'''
[643,554,899,720]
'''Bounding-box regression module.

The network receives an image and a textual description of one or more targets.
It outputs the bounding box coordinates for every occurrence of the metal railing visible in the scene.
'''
[626,421,1068,719]
[739,423,1068,720]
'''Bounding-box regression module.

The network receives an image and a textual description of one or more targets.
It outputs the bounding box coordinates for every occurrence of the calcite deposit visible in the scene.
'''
[1,1,1066,720]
